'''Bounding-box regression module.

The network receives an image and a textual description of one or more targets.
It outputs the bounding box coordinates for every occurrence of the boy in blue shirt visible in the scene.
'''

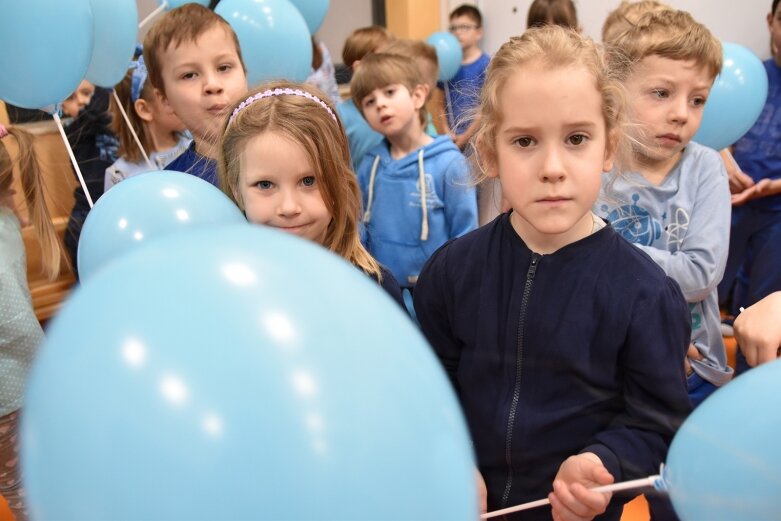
[439,4,490,150]
[351,53,477,290]
[143,3,248,186]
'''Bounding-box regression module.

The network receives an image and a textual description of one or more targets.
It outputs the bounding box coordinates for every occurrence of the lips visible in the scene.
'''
[657,133,682,144]
[380,114,393,125]
[208,104,226,115]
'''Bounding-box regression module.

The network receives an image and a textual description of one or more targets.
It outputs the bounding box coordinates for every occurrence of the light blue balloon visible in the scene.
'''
[216,0,313,85]
[85,0,138,88]
[288,0,330,33]
[77,171,245,281]
[22,225,476,520]
[666,359,781,520]
[158,0,209,9]
[426,32,463,82]
[0,0,93,109]
[693,42,769,150]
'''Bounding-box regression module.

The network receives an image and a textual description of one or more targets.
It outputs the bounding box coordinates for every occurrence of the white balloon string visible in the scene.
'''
[52,112,94,209]
[480,474,662,519]
[112,89,155,170]
[138,3,167,30]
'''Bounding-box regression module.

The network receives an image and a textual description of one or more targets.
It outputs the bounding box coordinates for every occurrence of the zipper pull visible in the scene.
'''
[527,253,540,280]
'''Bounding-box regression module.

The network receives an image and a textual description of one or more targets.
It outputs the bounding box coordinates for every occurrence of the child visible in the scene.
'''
[413,26,692,520]
[217,81,404,306]
[104,55,190,192]
[143,3,248,187]
[61,79,95,118]
[600,9,733,406]
[351,52,477,290]
[526,0,579,29]
[733,291,781,367]
[440,4,490,150]
[381,38,440,137]
[337,26,395,171]
[717,0,781,365]
[1,124,66,521]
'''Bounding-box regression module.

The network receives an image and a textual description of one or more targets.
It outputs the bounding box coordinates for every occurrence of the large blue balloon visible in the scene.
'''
[288,0,330,33]
[0,0,94,109]
[85,0,139,88]
[216,0,313,85]
[77,171,245,280]
[22,225,476,520]
[426,32,463,82]
[693,42,769,150]
[666,359,781,520]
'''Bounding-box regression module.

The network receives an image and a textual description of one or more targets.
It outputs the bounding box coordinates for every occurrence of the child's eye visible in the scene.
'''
[567,133,588,146]
[512,137,535,148]
[385,88,395,96]
[363,98,375,108]
[652,89,669,99]
[691,96,706,107]
[256,180,273,190]
[301,176,316,187]
[181,72,197,80]
[218,64,233,73]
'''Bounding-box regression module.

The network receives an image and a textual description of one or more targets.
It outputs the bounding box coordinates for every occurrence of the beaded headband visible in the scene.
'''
[228,88,337,126]
[0,124,8,140]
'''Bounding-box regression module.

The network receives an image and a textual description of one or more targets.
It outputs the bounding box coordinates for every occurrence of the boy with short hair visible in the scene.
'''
[351,52,477,290]
[143,3,248,186]
[439,4,490,150]
[337,26,396,171]
[599,9,733,405]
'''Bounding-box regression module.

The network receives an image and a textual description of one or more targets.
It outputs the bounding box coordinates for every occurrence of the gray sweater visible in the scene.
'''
[597,142,733,387]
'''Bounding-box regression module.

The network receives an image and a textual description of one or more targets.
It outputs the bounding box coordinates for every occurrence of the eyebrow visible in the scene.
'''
[502,121,599,134]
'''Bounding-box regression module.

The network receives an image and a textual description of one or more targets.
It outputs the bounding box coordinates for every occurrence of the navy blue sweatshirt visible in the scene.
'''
[414,213,691,520]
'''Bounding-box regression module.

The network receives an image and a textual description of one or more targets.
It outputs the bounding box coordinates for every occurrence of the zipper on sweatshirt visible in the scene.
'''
[500,252,540,507]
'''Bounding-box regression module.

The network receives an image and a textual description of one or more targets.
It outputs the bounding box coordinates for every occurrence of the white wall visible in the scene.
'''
[471,0,772,60]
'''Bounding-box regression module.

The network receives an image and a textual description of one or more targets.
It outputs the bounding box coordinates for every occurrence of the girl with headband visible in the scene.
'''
[218,81,405,308]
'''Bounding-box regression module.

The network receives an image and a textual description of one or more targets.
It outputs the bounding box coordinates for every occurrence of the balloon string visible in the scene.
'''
[112,89,155,170]
[52,112,94,209]
[444,82,454,131]
[480,474,661,519]
[138,3,167,30]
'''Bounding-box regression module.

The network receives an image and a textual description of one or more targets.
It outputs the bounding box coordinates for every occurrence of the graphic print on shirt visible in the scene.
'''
[408,173,444,209]
[601,194,661,246]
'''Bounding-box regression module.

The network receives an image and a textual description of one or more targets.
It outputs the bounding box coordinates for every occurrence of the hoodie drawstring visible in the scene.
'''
[363,150,429,242]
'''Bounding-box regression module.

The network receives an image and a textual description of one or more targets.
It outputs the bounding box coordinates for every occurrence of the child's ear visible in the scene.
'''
[603,128,618,172]
[412,84,428,110]
[134,99,154,122]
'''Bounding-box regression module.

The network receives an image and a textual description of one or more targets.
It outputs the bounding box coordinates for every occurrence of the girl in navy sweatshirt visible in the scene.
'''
[414,26,692,521]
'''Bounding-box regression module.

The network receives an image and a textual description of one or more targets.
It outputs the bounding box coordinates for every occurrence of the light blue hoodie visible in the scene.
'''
[357,135,478,287]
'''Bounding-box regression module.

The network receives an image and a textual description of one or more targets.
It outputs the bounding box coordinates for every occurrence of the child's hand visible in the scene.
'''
[720,148,753,194]
[684,343,703,375]
[731,178,774,206]
[475,468,487,515]
[549,453,613,521]
[734,292,781,367]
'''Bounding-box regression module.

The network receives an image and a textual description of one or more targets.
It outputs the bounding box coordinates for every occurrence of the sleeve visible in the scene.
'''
[104,164,121,193]
[413,243,462,393]
[634,154,731,302]
[582,277,692,482]
[442,155,478,239]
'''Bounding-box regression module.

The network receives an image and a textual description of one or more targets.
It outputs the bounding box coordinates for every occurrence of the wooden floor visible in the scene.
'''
[0,338,738,520]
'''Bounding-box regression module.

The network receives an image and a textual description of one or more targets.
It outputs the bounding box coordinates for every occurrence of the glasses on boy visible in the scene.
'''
[449,23,479,33]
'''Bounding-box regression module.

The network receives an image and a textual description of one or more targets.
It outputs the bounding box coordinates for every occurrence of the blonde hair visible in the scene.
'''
[351,53,428,126]
[342,26,395,71]
[602,1,671,44]
[218,81,383,280]
[606,9,722,81]
[473,25,628,181]
[109,68,154,164]
[527,0,579,29]
[143,3,245,95]
[0,128,66,279]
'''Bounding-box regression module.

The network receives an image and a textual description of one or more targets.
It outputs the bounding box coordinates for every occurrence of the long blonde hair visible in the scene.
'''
[218,81,383,281]
[0,127,65,279]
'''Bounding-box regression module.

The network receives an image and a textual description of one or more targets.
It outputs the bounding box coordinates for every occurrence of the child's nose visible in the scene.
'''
[540,145,566,182]
[203,72,224,95]
[277,190,301,215]
[668,97,689,124]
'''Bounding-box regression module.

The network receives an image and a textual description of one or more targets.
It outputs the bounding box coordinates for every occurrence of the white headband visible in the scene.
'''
[228,87,337,125]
